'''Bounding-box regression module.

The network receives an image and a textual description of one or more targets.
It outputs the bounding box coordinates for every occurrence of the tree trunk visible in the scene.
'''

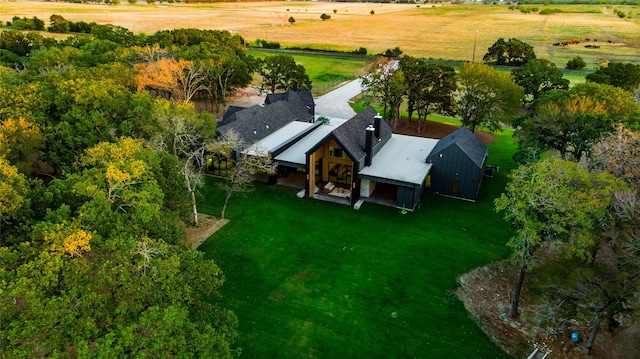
[190,189,198,226]
[221,187,234,220]
[509,264,527,318]
[585,319,601,354]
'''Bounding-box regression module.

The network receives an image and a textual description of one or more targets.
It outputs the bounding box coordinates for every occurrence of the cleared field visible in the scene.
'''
[1,2,639,68]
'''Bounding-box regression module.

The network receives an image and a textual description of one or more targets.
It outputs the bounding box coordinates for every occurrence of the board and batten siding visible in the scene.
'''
[427,145,484,202]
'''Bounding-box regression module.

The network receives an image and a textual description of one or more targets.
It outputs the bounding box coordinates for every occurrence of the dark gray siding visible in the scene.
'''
[427,145,483,201]
[396,186,423,210]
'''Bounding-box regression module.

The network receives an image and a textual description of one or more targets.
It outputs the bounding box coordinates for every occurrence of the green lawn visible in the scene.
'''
[197,129,518,357]
[248,50,370,95]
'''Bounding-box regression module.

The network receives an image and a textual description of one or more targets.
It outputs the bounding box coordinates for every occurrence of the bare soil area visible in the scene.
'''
[392,116,495,144]
[456,260,640,359]
[183,213,228,249]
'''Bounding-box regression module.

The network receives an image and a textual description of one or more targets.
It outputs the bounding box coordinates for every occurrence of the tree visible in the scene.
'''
[566,55,586,70]
[589,125,640,189]
[217,131,277,220]
[259,54,311,93]
[514,83,640,162]
[0,116,43,174]
[495,157,627,318]
[511,58,569,104]
[483,38,536,66]
[48,14,69,33]
[135,57,207,102]
[320,13,331,21]
[149,99,217,226]
[400,57,456,132]
[360,57,403,124]
[586,62,640,92]
[288,16,296,25]
[0,156,28,237]
[455,61,524,132]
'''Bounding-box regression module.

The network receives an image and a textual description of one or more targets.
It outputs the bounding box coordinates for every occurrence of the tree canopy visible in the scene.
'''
[586,62,640,92]
[259,54,312,93]
[455,61,524,132]
[483,38,536,66]
[0,25,247,356]
[513,82,640,162]
[511,58,569,104]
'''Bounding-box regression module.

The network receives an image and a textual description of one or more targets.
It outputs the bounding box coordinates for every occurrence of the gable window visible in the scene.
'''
[329,146,349,160]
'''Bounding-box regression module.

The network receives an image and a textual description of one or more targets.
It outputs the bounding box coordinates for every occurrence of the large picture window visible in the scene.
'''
[328,162,352,185]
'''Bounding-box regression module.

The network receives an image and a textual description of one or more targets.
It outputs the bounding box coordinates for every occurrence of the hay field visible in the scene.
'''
[1,1,639,67]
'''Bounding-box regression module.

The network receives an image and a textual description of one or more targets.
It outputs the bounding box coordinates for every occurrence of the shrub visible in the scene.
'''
[288,16,295,25]
[539,8,563,15]
[352,47,368,55]
[566,56,586,70]
[320,13,331,21]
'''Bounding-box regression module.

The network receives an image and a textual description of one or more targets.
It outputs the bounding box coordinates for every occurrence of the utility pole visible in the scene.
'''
[472,29,479,62]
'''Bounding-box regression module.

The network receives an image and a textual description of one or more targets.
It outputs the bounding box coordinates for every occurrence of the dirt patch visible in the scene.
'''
[392,116,495,143]
[183,213,228,249]
[456,260,640,359]
[226,86,266,109]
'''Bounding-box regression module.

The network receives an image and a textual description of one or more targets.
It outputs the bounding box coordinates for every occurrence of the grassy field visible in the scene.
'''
[2,2,640,69]
[196,124,519,358]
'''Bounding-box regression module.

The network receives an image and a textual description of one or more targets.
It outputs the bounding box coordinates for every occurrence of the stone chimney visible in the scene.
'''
[365,124,375,167]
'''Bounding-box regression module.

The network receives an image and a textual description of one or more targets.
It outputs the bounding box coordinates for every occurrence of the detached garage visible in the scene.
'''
[426,127,488,202]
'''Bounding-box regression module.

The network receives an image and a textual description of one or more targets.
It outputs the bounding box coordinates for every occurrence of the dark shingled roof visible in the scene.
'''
[332,106,392,161]
[218,100,313,145]
[265,91,315,110]
[218,105,248,127]
[427,127,488,168]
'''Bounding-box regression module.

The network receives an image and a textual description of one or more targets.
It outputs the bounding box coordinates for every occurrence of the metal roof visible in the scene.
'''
[358,135,439,186]
[245,121,316,157]
[274,118,348,166]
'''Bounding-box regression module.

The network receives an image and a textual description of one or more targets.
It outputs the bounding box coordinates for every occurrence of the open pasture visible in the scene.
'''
[2,2,640,68]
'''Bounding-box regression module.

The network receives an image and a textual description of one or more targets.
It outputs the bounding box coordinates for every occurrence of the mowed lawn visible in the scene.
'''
[198,128,518,358]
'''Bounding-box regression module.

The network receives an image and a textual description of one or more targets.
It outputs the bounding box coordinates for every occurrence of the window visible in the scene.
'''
[451,179,459,193]
[425,175,431,188]
[329,146,349,160]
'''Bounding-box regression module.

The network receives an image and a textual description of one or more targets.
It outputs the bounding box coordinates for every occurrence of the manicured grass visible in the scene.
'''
[197,130,518,357]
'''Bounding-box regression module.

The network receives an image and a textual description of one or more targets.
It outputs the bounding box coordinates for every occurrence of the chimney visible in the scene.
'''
[374,114,382,139]
[365,124,375,167]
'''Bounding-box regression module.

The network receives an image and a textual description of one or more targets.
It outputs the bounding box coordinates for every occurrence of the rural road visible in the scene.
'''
[314,78,362,120]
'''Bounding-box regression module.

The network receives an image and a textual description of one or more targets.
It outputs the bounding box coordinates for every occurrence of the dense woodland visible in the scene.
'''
[1,14,640,357]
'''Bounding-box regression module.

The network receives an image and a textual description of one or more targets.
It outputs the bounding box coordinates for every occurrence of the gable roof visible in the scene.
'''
[218,105,249,127]
[265,91,315,109]
[218,100,313,145]
[332,106,392,161]
[427,127,488,168]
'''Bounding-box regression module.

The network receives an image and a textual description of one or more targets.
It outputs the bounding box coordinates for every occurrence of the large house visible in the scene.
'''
[215,91,489,210]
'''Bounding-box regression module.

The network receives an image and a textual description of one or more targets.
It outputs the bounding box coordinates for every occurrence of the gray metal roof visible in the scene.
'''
[275,119,348,166]
[359,135,438,186]
[245,121,316,157]
[427,127,488,168]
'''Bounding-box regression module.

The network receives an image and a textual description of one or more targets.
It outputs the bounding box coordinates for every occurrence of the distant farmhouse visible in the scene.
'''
[215,91,489,211]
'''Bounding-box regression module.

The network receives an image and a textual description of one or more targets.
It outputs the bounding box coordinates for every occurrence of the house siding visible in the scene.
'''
[427,145,483,201]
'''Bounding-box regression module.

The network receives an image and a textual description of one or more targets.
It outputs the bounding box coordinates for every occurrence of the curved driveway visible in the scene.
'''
[314,78,362,119]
